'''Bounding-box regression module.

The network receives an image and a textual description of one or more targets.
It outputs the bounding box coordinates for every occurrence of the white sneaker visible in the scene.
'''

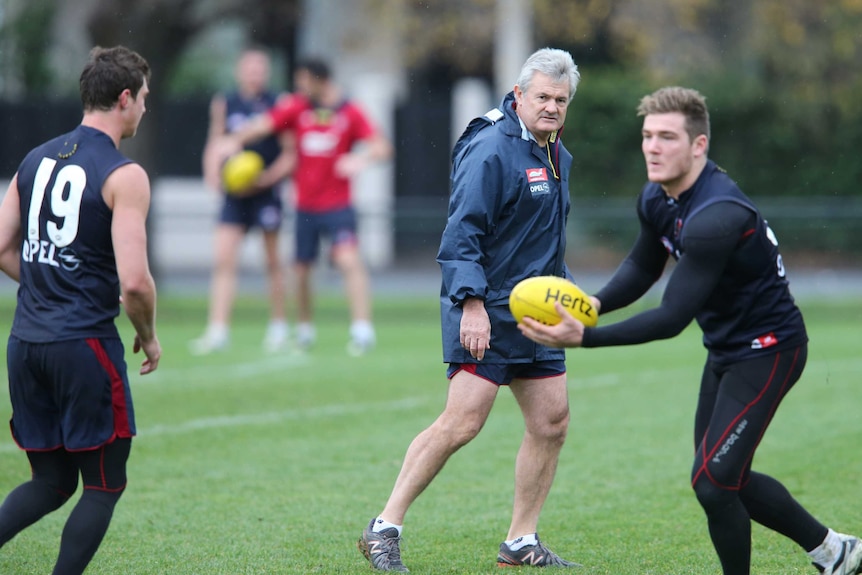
[296,323,316,351]
[816,535,862,575]
[263,320,289,353]
[189,329,228,356]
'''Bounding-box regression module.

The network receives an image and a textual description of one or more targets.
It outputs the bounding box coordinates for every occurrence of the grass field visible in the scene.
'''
[0,291,860,574]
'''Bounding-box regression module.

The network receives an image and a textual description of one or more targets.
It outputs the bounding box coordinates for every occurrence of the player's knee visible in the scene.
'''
[332,245,361,269]
[692,475,737,513]
[34,476,78,506]
[82,485,126,511]
[29,455,79,499]
[528,409,569,445]
[432,414,484,448]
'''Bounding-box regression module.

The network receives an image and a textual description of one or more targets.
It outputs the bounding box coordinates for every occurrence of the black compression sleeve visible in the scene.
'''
[593,197,669,314]
[593,224,668,315]
[583,202,754,348]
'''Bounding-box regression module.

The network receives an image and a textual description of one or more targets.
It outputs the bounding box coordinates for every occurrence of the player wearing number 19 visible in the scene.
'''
[0,45,160,575]
[518,86,862,575]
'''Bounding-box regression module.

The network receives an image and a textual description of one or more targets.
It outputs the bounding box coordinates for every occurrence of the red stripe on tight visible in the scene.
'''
[691,349,798,489]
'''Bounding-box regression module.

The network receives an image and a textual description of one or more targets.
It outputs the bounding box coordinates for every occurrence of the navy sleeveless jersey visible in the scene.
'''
[224,91,281,166]
[12,125,132,342]
[639,160,806,360]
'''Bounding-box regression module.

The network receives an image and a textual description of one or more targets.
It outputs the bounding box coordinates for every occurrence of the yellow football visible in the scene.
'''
[222,150,264,194]
[509,276,598,327]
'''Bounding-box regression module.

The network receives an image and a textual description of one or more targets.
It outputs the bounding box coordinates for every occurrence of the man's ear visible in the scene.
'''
[693,133,709,157]
[118,88,132,109]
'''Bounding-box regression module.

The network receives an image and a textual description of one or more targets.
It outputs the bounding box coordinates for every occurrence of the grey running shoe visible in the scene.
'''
[358,519,409,572]
[497,538,581,568]
[815,535,862,575]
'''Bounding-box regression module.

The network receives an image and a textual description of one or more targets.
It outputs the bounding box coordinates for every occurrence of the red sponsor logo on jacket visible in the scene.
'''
[526,168,548,183]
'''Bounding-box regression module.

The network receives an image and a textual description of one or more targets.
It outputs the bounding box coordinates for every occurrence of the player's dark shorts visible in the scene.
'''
[219,188,283,232]
[446,360,566,386]
[295,207,358,263]
[6,336,136,451]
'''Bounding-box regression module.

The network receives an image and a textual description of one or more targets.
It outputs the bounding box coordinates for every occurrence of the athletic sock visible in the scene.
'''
[371,517,402,536]
[0,480,69,547]
[505,533,538,550]
[208,323,228,341]
[350,320,375,342]
[808,528,842,567]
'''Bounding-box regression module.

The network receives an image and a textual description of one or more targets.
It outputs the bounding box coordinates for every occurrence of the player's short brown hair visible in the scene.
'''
[637,86,710,143]
[80,46,151,112]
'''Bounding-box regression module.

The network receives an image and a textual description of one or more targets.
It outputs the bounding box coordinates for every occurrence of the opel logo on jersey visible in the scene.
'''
[57,247,82,271]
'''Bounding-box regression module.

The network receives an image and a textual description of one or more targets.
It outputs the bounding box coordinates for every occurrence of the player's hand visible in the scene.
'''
[134,335,162,375]
[333,152,367,178]
[213,136,243,166]
[518,302,586,348]
[460,298,491,360]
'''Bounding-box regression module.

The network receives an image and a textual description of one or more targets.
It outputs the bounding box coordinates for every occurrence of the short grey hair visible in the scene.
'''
[516,48,580,102]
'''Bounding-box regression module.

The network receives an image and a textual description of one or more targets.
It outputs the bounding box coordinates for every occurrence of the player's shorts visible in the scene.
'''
[219,188,283,232]
[446,360,566,386]
[6,336,136,451]
[294,207,358,263]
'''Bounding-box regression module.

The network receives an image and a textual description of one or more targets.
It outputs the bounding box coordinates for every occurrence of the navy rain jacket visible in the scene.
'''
[438,91,574,364]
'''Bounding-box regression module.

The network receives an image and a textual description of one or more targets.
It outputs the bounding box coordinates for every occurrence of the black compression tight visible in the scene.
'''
[690,346,827,575]
[0,439,131,575]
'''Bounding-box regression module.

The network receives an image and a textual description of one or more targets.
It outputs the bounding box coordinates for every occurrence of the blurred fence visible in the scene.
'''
[567,196,862,269]
[0,180,858,296]
[148,182,861,279]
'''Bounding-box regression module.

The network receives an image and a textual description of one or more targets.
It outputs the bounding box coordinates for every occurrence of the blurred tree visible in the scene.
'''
[78,0,300,172]
[0,0,55,97]
[534,0,619,65]
[366,0,497,79]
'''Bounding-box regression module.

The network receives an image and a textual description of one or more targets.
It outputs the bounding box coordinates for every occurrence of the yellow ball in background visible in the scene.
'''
[221,150,264,194]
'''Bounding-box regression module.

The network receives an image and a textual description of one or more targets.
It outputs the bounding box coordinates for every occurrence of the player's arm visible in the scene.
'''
[438,154,501,305]
[202,94,227,191]
[255,130,296,190]
[592,206,668,315]
[521,202,751,348]
[0,175,22,282]
[579,202,750,348]
[230,113,277,148]
[209,107,281,175]
[438,154,503,360]
[335,105,393,178]
[105,163,161,374]
[334,132,393,179]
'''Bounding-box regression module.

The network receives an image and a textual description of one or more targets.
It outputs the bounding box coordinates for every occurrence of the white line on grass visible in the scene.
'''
[140,396,434,437]
[129,352,311,387]
[0,396,436,454]
[0,357,858,454]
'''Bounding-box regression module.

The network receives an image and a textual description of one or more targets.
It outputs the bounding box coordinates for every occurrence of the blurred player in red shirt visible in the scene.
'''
[222,58,392,355]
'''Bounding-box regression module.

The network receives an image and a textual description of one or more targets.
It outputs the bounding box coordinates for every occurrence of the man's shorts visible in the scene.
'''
[446,360,566,386]
[7,336,136,451]
[219,188,283,232]
[295,207,358,263]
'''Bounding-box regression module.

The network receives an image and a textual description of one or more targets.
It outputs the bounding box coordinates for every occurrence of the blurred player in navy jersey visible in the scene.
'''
[191,47,295,355]
[216,57,392,356]
[0,45,160,575]
[519,86,862,575]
